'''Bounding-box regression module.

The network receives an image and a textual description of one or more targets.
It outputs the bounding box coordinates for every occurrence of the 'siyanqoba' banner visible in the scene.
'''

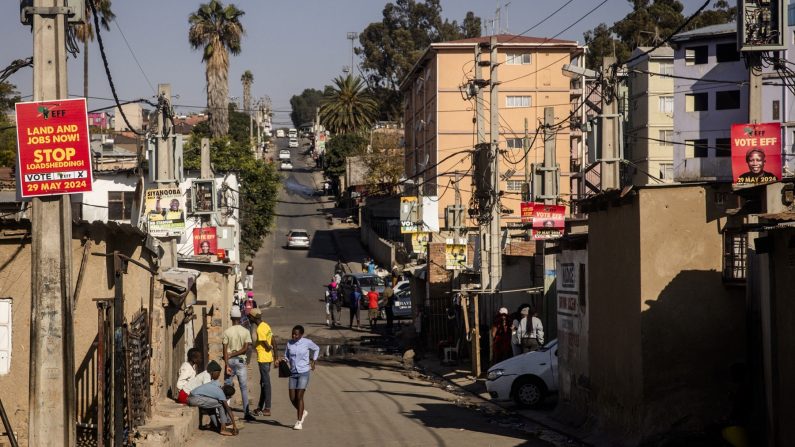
[15,98,93,198]
[145,188,186,236]
[731,122,781,186]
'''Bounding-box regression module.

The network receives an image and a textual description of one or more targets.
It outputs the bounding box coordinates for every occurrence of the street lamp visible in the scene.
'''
[347,32,358,76]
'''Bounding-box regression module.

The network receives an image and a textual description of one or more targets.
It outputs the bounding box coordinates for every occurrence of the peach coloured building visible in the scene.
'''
[401,34,584,230]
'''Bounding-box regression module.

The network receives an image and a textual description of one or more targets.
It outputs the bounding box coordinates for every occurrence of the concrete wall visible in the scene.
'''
[360,224,396,270]
[0,221,159,446]
[587,185,745,443]
[556,248,589,419]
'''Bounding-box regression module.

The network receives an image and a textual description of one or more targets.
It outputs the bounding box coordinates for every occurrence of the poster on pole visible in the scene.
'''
[144,188,186,236]
[521,202,534,223]
[15,98,93,198]
[192,227,218,256]
[400,196,420,233]
[731,123,781,186]
[444,239,468,270]
[532,204,565,240]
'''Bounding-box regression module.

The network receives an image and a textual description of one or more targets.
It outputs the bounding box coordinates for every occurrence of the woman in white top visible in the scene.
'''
[177,348,202,404]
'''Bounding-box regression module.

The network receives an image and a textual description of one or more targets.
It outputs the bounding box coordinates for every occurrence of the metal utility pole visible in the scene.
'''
[488,35,502,293]
[599,57,621,191]
[347,32,358,74]
[29,0,76,445]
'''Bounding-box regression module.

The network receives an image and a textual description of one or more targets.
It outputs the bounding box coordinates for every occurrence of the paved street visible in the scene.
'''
[190,137,551,446]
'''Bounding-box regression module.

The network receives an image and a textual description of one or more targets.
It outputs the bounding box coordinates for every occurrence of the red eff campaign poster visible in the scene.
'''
[520,202,534,223]
[193,227,218,256]
[15,98,93,198]
[532,204,565,240]
[731,122,781,186]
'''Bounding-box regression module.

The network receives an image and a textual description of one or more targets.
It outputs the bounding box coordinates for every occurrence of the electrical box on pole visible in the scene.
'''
[738,0,786,51]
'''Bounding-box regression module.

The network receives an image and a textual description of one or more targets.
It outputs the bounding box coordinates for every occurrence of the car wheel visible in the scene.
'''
[512,376,546,408]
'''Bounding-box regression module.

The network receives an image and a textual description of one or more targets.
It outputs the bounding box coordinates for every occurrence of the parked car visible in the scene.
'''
[339,273,385,309]
[276,129,285,138]
[392,289,412,319]
[279,149,290,160]
[280,160,293,171]
[394,280,410,294]
[285,229,310,249]
[485,340,558,408]
[288,138,299,148]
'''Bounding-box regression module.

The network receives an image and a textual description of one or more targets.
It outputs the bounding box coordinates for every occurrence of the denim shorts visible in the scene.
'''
[288,371,311,390]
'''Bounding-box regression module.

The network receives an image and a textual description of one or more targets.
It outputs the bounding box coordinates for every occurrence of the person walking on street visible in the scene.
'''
[382,280,395,334]
[366,287,380,331]
[248,308,277,417]
[223,306,255,421]
[522,306,544,352]
[176,348,203,404]
[349,285,362,329]
[511,304,530,357]
[325,279,340,327]
[491,308,513,365]
[244,260,254,290]
[281,325,319,430]
[187,361,238,436]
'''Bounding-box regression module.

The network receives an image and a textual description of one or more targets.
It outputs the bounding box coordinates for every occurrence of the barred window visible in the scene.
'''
[723,231,747,282]
[108,191,134,221]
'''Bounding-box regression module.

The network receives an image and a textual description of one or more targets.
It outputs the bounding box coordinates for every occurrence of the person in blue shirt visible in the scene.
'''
[349,286,362,329]
[367,259,376,274]
[187,360,238,436]
[280,325,320,430]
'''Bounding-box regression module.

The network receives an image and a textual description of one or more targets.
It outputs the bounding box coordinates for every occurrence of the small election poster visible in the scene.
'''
[15,98,93,198]
[531,204,565,240]
[144,188,186,236]
[731,122,782,186]
[192,227,218,256]
[521,202,534,223]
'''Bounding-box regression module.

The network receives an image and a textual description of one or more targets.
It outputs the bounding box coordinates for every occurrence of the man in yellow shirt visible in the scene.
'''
[248,308,277,417]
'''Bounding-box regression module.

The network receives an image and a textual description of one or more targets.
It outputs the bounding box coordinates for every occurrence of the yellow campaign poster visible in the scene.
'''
[411,232,430,254]
[444,243,467,270]
[145,188,186,236]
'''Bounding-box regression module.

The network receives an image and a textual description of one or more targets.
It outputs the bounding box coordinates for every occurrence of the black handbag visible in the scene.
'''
[278,360,291,378]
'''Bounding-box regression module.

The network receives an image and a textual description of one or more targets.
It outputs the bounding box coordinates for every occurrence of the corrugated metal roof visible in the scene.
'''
[671,22,736,41]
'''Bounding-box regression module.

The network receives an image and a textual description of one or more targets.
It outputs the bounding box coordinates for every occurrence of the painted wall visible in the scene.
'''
[556,248,588,417]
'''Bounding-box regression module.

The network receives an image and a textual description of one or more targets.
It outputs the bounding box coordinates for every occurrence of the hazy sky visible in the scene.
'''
[1,0,710,125]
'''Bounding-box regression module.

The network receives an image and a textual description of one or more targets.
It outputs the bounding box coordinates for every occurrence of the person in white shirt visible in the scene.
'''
[177,348,202,404]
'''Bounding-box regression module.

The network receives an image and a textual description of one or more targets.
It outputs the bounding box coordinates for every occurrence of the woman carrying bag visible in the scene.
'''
[278,325,319,430]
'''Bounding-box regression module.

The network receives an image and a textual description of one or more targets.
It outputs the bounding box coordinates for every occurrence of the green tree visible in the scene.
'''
[74,0,115,98]
[357,0,481,118]
[188,0,245,137]
[319,75,378,135]
[689,0,736,29]
[0,82,21,167]
[289,88,324,128]
[186,111,279,256]
[364,131,404,195]
[323,133,369,178]
[583,23,629,69]
[241,70,253,113]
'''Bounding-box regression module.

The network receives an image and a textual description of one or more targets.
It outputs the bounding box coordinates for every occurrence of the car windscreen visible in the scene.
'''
[358,276,385,288]
[290,231,308,238]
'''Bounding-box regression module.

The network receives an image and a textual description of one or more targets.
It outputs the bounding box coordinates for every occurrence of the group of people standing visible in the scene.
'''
[324,266,397,333]
[490,303,545,365]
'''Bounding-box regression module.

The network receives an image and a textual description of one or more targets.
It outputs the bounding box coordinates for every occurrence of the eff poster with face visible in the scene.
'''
[192,227,218,256]
[731,123,781,186]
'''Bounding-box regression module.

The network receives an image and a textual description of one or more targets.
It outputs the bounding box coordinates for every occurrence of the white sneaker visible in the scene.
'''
[301,410,308,422]
[293,420,303,430]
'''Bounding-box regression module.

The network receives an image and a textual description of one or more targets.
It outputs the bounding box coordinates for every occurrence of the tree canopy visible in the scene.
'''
[319,75,378,135]
[323,133,369,179]
[289,88,325,129]
[0,82,20,167]
[357,0,481,119]
[583,0,736,69]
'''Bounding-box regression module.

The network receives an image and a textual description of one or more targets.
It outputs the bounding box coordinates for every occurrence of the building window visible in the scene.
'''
[790,2,795,26]
[506,53,532,65]
[685,139,709,158]
[108,191,134,221]
[658,129,674,146]
[685,46,708,65]
[505,138,524,149]
[659,163,674,180]
[773,100,780,121]
[658,62,674,75]
[506,96,531,108]
[686,93,708,112]
[723,231,747,282]
[658,96,674,113]
[715,90,741,110]
[715,138,731,157]
[716,43,741,62]
[506,179,523,191]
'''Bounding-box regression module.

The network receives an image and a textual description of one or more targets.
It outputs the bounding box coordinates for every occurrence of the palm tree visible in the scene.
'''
[74,0,115,98]
[188,0,245,137]
[319,75,378,135]
[241,70,253,114]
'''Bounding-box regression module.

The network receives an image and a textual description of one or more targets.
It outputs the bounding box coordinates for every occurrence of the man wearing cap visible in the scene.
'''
[224,306,254,421]
[182,359,222,402]
[247,308,277,417]
[188,361,239,436]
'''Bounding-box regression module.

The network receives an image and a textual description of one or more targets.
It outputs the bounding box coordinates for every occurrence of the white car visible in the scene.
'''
[288,138,299,148]
[280,160,293,170]
[286,229,310,249]
[485,339,558,408]
[278,149,290,160]
[275,129,285,138]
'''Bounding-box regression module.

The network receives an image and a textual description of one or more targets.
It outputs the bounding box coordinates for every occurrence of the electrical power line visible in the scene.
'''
[502,0,576,43]
[113,19,156,94]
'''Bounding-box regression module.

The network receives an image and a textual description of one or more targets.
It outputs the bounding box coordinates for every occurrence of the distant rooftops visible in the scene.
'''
[671,22,736,42]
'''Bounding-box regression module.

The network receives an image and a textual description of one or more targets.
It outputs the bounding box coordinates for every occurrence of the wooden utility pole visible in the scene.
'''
[29,0,76,445]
